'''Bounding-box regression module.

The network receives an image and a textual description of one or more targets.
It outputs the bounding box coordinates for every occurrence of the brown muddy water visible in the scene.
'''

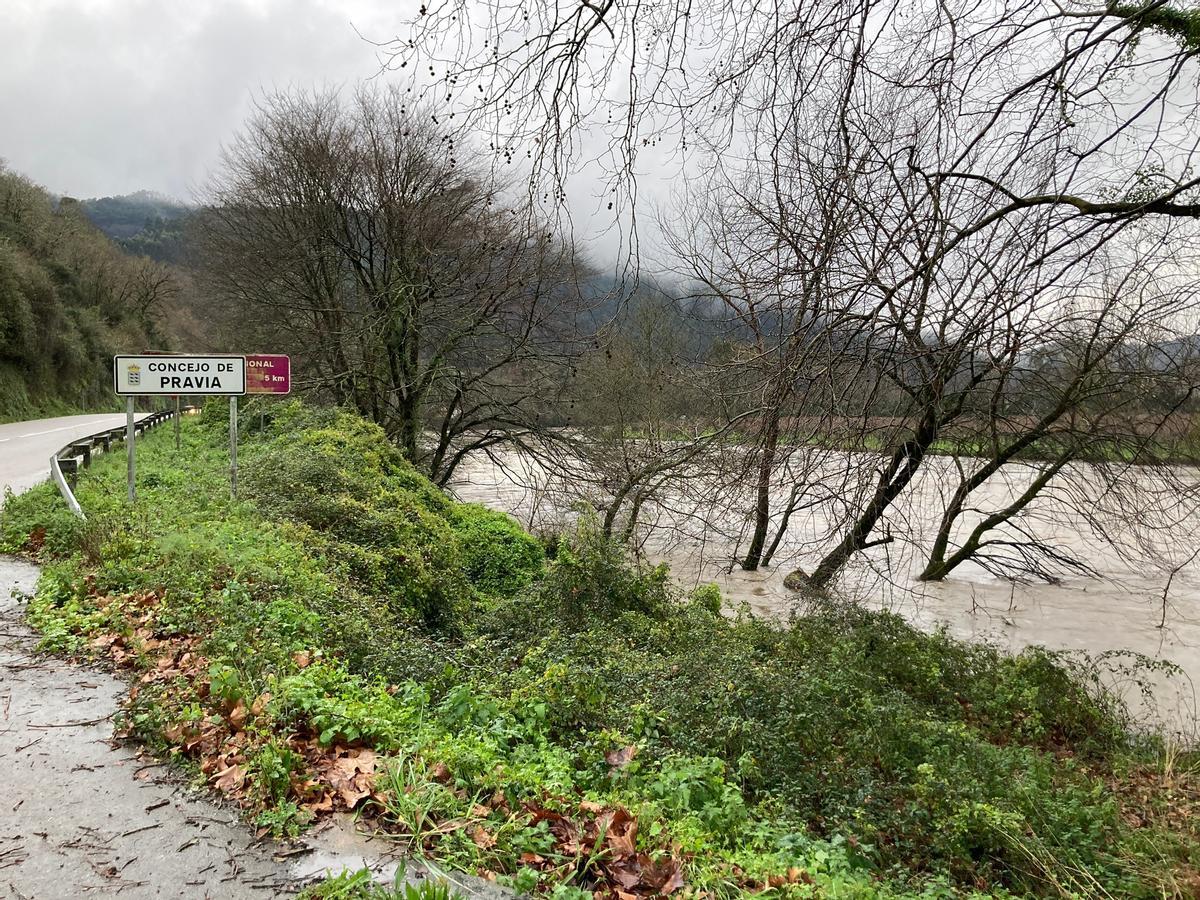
[452,451,1200,736]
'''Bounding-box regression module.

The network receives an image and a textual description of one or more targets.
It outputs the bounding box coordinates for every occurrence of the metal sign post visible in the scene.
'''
[114,354,248,504]
[126,397,136,502]
[246,355,292,438]
[230,396,238,499]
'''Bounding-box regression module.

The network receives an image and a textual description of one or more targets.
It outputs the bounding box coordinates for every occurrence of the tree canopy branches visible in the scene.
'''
[197,87,593,485]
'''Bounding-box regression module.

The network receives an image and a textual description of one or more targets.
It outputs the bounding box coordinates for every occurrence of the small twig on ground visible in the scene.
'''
[27,714,112,728]
[119,824,161,838]
[271,846,313,859]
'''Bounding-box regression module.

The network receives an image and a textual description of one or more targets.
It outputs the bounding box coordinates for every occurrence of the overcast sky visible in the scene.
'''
[0,0,411,200]
[0,0,656,263]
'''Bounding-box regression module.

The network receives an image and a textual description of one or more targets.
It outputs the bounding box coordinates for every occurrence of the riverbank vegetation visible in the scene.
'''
[3,404,1198,897]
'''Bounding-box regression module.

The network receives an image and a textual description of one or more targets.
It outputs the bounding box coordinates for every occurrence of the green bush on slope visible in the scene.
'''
[448,503,544,599]
[2,402,1195,898]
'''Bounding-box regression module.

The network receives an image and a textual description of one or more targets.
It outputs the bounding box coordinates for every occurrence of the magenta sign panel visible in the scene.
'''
[245,354,291,394]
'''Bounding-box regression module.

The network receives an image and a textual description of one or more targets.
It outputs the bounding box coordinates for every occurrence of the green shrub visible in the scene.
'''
[242,411,471,630]
[448,503,544,597]
[0,483,85,555]
[538,513,672,626]
[688,582,723,615]
[273,663,428,749]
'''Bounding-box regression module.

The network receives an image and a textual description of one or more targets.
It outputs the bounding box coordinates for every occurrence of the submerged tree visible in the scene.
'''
[918,235,1200,582]
[381,0,1200,593]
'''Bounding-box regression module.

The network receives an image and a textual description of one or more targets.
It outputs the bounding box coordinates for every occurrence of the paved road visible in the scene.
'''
[0,557,304,899]
[0,413,149,499]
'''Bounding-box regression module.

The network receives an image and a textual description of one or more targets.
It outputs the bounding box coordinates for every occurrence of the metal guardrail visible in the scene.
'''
[50,408,180,520]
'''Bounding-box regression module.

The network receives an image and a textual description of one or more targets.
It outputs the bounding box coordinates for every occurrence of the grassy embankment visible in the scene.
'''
[2,401,1198,898]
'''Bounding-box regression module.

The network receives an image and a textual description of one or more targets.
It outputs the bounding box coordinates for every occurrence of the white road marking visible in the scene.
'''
[17,423,113,439]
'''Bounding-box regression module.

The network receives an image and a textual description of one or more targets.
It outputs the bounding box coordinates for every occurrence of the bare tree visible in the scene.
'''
[386,0,1200,249]
[383,0,1200,601]
[918,234,1200,582]
[198,87,587,485]
[500,287,757,551]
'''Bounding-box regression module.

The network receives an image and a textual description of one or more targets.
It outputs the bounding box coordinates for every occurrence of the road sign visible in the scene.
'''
[246,354,291,394]
[114,355,246,396]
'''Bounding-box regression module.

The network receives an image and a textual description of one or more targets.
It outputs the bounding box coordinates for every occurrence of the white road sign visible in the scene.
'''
[114,355,247,395]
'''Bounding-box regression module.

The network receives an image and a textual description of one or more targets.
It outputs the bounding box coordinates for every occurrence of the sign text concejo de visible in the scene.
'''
[114,355,246,396]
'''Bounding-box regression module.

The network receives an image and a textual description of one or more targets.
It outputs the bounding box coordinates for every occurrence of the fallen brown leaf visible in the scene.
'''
[213,764,246,794]
[250,692,271,717]
[605,745,638,770]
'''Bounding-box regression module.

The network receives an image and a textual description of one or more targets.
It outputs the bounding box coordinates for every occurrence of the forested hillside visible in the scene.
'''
[78,191,193,264]
[77,190,189,240]
[0,166,174,419]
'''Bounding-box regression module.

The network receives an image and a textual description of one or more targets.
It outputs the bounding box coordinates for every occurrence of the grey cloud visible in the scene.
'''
[0,0,390,200]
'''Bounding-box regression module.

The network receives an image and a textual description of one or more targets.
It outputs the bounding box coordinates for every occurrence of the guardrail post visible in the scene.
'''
[50,455,85,520]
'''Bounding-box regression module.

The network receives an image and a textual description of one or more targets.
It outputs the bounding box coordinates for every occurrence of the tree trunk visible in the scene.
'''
[621,489,648,544]
[602,478,637,538]
[760,483,803,568]
[792,415,938,591]
[918,454,1071,581]
[919,406,1076,580]
[920,480,971,581]
[397,396,420,461]
[741,412,781,571]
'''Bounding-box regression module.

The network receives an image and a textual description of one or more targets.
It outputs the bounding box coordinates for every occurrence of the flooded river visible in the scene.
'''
[452,450,1200,735]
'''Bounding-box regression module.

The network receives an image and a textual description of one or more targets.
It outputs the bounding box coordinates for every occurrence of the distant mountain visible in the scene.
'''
[75,191,194,264]
[75,190,190,238]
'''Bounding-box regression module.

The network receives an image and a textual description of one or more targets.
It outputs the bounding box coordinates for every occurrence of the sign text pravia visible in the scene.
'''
[114,355,247,395]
